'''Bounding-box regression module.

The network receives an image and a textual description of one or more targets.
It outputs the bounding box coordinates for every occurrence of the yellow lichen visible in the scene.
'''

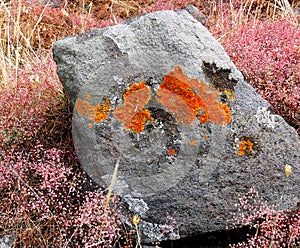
[223,89,236,101]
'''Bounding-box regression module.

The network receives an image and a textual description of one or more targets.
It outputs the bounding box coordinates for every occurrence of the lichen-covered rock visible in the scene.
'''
[53,8,300,243]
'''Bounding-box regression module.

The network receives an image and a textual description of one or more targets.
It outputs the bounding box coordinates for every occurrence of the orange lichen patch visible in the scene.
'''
[94,98,110,122]
[75,98,98,120]
[167,149,176,155]
[75,97,110,123]
[189,140,197,146]
[87,123,93,129]
[156,66,231,126]
[123,82,148,98]
[203,135,209,139]
[238,139,253,156]
[199,113,209,124]
[114,82,153,133]
[222,103,231,124]
[128,109,153,133]
[85,94,92,100]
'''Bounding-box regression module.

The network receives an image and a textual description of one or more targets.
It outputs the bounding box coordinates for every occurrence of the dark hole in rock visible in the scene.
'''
[202,62,238,90]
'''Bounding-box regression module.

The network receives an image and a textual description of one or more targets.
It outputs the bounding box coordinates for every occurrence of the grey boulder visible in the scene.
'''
[53,8,300,243]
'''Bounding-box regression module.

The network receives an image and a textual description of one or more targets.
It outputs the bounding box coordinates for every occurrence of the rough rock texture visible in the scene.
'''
[53,8,300,243]
[0,235,14,248]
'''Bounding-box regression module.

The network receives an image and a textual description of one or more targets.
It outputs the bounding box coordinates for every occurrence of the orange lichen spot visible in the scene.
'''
[222,103,231,124]
[94,98,110,122]
[238,139,253,156]
[75,97,110,123]
[203,135,209,139]
[123,82,148,98]
[114,82,153,133]
[85,94,92,100]
[87,123,93,129]
[75,98,98,120]
[128,109,153,133]
[199,113,209,124]
[156,66,231,126]
[189,140,197,146]
[167,149,176,155]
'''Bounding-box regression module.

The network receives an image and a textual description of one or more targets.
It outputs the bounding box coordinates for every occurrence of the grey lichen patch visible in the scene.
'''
[255,106,280,129]
[120,195,180,243]
[123,195,149,217]
[140,220,180,243]
[101,175,129,195]
[202,61,238,90]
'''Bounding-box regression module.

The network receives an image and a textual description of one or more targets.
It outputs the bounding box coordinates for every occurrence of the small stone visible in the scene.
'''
[0,235,14,248]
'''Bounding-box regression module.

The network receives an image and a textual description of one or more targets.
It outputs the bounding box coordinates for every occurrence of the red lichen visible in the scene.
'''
[238,139,253,156]
[155,66,231,126]
[114,82,153,133]
[75,97,110,123]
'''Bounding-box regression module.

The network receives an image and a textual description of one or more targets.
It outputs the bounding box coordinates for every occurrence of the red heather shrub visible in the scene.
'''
[1,1,126,246]
[229,187,300,247]
[141,0,194,13]
[75,192,123,247]
[0,143,123,247]
[209,18,300,132]
[0,53,62,150]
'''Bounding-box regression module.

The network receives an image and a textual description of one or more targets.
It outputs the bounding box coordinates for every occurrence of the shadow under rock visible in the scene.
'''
[157,226,255,248]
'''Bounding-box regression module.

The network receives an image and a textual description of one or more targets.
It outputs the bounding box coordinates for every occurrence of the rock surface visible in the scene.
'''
[0,235,14,248]
[53,8,300,243]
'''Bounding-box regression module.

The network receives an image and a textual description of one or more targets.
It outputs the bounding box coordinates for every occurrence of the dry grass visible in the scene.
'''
[207,0,298,32]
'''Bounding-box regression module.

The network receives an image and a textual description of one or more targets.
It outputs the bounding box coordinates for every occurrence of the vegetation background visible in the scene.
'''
[0,0,299,247]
